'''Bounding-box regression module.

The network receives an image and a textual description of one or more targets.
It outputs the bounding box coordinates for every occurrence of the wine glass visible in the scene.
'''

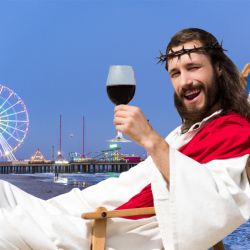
[106,65,136,142]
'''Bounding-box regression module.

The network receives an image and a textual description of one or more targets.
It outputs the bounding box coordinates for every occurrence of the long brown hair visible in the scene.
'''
[164,28,250,122]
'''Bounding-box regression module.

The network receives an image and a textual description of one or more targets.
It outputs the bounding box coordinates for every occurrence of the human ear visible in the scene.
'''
[216,63,222,76]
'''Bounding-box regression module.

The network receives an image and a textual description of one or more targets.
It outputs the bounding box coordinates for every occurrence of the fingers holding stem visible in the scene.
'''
[113,105,155,149]
[114,105,170,183]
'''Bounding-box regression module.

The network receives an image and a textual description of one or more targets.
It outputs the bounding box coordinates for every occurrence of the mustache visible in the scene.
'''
[179,83,203,98]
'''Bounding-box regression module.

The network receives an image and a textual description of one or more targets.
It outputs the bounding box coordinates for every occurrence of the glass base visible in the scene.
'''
[108,136,131,143]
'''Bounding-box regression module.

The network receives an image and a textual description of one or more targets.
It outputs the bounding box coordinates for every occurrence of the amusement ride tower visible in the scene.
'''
[56,114,65,162]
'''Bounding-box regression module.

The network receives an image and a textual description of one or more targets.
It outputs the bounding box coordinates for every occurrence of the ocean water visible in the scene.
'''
[38,173,250,250]
[224,220,250,250]
[46,172,120,187]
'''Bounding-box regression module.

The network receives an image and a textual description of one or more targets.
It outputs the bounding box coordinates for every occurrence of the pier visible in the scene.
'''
[0,160,138,174]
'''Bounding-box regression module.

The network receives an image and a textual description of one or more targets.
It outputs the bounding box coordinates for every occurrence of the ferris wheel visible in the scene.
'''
[0,84,29,161]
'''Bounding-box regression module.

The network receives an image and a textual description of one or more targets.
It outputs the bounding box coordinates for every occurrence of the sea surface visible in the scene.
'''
[10,172,250,250]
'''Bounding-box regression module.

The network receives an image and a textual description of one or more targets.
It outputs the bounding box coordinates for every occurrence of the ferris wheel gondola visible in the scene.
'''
[0,84,29,161]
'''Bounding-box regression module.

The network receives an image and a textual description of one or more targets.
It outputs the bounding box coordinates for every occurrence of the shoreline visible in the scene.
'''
[0,174,74,200]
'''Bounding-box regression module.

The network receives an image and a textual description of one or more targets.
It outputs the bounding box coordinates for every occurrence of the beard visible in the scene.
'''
[174,74,220,131]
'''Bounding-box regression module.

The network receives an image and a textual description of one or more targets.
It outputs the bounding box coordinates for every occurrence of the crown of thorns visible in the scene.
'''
[158,42,226,64]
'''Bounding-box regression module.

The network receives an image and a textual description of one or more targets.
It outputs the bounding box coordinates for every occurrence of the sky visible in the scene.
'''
[0,0,249,161]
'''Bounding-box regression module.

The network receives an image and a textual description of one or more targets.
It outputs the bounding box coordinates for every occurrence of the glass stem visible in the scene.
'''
[117,131,123,139]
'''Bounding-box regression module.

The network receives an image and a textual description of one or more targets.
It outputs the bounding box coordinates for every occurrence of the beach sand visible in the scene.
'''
[0,174,74,199]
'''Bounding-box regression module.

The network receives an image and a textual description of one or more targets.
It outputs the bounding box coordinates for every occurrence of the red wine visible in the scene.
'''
[107,85,136,105]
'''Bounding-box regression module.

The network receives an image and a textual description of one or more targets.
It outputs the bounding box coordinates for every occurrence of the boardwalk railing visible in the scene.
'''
[0,161,139,174]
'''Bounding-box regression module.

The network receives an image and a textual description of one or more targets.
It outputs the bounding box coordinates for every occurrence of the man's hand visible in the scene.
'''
[114,105,154,149]
[114,105,170,183]
[114,105,152,146]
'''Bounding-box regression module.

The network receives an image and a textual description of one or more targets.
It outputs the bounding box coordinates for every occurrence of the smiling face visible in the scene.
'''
[167,40,220,120]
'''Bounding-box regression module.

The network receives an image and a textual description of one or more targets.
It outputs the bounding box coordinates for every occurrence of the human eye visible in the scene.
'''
[170,71,180,78]
[188,65,201,71]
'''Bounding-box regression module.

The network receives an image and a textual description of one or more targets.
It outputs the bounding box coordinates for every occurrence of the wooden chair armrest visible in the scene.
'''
[82,207,155,220]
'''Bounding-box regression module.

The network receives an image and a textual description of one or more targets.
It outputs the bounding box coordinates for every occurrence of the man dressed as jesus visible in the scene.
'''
[0,28,249,250]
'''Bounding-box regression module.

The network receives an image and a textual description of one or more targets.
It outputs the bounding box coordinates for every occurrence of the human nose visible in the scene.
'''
[179,71,193,88]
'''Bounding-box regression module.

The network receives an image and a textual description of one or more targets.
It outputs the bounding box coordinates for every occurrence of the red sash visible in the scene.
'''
[115,113,250,219]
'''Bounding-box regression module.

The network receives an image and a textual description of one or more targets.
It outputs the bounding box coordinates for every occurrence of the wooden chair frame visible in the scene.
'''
[82,206,224,250]
[242,63,250,78]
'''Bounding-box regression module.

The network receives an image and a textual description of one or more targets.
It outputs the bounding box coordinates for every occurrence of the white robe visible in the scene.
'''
[0,114,249,250]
